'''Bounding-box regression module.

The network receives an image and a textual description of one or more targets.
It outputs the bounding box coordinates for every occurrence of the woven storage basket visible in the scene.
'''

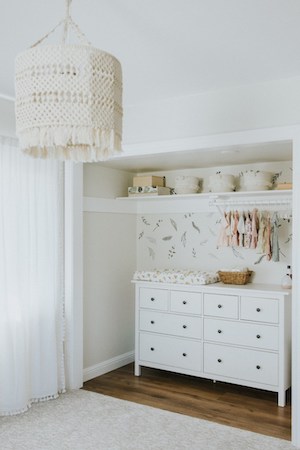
[218,270,253,285]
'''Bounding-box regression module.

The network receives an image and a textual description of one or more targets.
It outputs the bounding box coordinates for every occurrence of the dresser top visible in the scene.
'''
[132,280,291,297]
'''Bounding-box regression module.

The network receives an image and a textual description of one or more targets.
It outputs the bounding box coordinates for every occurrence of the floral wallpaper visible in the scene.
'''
[136,211,292,284]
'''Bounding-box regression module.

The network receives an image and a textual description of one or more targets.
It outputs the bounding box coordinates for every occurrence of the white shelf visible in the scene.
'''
[116,189,292,214]
[117,192,208,201]
[116,189,292,202]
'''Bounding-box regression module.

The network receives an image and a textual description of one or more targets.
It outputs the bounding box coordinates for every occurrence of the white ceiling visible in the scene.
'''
[0,1,298,171]
[1,0,300,106]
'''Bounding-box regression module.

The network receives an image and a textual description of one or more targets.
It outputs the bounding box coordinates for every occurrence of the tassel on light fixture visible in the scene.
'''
[15,0,122,162]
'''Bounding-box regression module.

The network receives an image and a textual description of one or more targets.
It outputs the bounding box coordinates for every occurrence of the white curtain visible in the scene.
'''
[0,136,65,415]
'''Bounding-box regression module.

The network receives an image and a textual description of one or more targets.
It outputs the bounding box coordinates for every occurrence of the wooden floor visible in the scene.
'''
[83,363,291,441]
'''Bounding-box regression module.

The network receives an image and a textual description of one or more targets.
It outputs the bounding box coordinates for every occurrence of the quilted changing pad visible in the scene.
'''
[133,269,220,285]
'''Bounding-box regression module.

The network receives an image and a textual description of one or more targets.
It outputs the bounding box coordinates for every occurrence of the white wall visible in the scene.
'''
[0,97,15,136]
[84,164,133,199]
[124,77,300,145]
[83,164,136,376]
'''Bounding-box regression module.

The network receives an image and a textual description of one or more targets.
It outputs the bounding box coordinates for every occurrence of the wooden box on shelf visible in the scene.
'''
[276,183,292,190]
[133,176,166,187]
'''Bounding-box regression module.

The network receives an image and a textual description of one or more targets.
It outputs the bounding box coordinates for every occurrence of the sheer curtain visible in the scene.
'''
[0,135,65,415]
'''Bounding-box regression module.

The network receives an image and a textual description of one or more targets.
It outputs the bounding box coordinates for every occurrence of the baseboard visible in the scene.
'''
[83,351,135,382]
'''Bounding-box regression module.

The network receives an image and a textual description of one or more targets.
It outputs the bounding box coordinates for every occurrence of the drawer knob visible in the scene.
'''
[217,329,222,334]
[151,297,155,302]
[256,334,261,339]
[150,320,155,324]
[183,325,187,329]
[217,358,222,363]
[182,300,187,305]
[218,304,222,309]
[256,307,261,312]
[182,353,187,357]
[256,365,261,370]
[150,347,155,351]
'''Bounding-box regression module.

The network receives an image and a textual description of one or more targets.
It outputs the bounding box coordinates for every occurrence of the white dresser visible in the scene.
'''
[134,282,291,406]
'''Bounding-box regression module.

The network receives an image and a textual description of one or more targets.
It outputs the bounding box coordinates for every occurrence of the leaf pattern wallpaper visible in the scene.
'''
[136,211,292,284]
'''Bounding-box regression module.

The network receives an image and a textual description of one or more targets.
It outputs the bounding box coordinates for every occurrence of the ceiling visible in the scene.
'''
[0,1,298,171]
[1,0,300,106]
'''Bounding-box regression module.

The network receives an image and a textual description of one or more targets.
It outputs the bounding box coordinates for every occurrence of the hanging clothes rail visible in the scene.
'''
[209,199,292,207]
[208,190,292,208]
[208,191,293,220]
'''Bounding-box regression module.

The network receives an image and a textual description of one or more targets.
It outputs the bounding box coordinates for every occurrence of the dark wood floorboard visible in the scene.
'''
[82,363,291,441]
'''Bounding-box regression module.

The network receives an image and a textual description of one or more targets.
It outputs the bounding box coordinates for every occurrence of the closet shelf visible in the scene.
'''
[115,190,292,214]
[116,189,292,203]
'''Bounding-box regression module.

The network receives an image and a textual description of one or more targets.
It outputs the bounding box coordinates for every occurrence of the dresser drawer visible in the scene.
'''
[240,296,279,324]
[204,343,278,386]
[140,333,202,372]
[139,288,168,310]
[204,318,278,351]
[203,293,238,319]
[170,291,202,315]
[140,310,202,339]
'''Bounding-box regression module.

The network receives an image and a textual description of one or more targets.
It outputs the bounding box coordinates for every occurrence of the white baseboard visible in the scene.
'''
[83,351,135,382]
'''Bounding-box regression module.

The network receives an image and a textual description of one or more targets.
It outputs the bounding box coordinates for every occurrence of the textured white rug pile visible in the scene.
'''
[0,389,295,450]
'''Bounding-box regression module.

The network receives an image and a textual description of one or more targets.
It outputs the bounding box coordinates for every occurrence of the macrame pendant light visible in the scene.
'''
[15,0,122,162]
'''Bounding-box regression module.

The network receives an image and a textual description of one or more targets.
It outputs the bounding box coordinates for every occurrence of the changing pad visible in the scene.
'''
[133,269,220,285]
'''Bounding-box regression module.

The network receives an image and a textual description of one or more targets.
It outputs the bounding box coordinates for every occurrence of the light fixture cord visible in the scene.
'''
[62,0,72,45]
[30,0,91,48]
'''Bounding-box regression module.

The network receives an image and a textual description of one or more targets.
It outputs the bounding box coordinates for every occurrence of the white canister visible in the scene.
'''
[239,171,274,191]
[175,176,200,186]
[208,173,235,193]
[174,176,200,194]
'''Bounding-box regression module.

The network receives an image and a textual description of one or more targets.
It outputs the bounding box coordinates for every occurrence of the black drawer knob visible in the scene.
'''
[151,297,155,302]
[218,304,222,309]
[182,353,187,357]
[256,307,261,312]
[183,300,187,305]
[217,329,222,334]
[150,320,155,324]
[256,334,261,339]
[217,358,222,363]
[183,325,187,329]
[256,365,261,370]
[150,347,155,351]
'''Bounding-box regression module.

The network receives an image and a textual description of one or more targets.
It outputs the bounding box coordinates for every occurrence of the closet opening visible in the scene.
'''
[82,136,295,443]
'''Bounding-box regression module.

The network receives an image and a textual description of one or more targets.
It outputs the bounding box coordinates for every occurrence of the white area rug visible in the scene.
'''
[0,389,295,450]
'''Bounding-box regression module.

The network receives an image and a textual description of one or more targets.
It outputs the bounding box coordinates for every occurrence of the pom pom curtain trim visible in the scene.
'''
[15,0,123,162]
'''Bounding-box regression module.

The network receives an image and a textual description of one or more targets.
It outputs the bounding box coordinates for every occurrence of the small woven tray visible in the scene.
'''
[218,270,253,285]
